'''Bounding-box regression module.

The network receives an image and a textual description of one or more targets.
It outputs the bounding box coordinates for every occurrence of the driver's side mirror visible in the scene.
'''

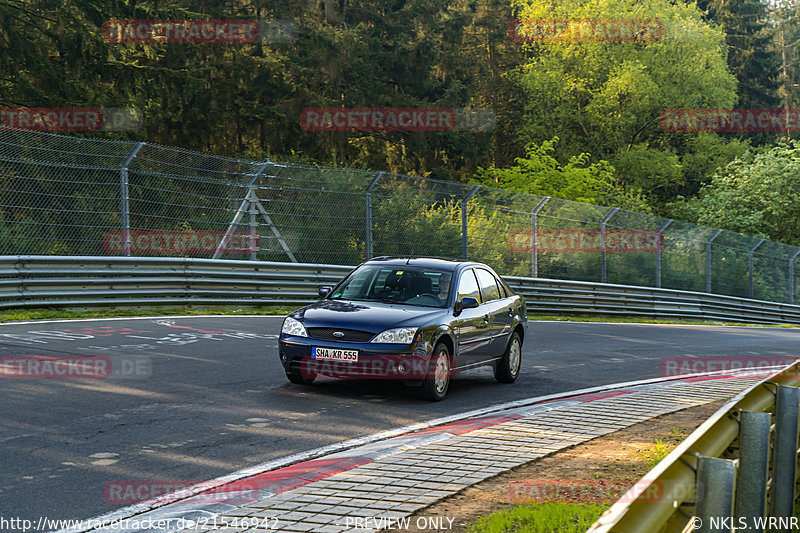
[454,296,479,315]
[319,286,332,298]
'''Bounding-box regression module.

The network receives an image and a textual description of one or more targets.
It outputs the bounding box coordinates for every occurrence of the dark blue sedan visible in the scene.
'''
[277,257,527,400]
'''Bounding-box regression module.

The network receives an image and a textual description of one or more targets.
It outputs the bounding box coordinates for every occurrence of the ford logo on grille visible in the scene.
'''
[333,331,345,338]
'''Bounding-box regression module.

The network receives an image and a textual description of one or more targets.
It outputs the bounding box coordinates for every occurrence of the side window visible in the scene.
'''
[497,277,509,298]
[457,269,481,302]
[475,268,501,302]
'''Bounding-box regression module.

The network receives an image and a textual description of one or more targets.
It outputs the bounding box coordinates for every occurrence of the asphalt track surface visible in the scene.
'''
[1,316,798,525]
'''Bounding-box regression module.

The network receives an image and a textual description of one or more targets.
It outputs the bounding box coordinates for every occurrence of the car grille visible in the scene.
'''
[306,328,375,342]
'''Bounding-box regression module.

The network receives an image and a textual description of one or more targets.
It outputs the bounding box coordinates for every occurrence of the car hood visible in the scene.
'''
[293,299,446,333]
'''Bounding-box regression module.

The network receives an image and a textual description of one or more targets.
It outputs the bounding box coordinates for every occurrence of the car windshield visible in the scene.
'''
[329,265,452,308]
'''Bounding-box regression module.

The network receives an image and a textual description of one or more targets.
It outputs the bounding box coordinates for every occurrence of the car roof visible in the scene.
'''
[365,257,466,271]
[365,257,489,272]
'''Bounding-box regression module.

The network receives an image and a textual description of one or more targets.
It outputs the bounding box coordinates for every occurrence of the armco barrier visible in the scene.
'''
[587,362,800,533]
[2,256,800,325]
[0,256,352,309]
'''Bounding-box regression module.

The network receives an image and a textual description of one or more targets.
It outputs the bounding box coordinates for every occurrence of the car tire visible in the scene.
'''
[286,360,316,385]
[419,343,451,401]
[494,331,522,383]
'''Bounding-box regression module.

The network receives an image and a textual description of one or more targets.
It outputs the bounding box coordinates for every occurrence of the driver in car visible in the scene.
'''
[437,273,451,305]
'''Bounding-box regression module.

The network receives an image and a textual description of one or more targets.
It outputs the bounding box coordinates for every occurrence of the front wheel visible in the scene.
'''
[286,360,317,385]
[494,332,521,383]
[419,343,451,401]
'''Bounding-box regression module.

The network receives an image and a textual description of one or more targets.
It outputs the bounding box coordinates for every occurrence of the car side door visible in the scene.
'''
[452,268,493,369]
[473,267,509,358]
[488,270,518,349]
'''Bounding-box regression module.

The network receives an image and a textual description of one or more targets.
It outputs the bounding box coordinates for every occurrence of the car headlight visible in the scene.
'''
[371,327,418,344]
[281,317,307,337]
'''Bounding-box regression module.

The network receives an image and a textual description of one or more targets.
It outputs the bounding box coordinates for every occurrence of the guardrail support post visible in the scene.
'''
[789,249,800,304]
[530,197,550,278]
[461,185,481,260]
[748,239,765,299]
[600,208,619,284]
[695,456,736,533]
[770,385,800,519]
[734,411,771,531]
[656,220,673,288]
[706,229,723,293]
[120,142,145,257]
[364,172,384,260]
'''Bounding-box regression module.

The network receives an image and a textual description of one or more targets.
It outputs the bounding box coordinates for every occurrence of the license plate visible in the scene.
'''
[312,347,359,361]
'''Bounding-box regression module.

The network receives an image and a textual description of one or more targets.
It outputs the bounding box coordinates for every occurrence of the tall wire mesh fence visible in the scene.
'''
[1,128,799,304]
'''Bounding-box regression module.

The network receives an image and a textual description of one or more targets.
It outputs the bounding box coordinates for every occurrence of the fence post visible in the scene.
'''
[461,185,481,260]
[705,229,723,293]
[695,456,736,533]
[120,142,145,256]
[748,239,765,299]
[790,249,800,304]
[365,172,384,260]
[770,385,800,519]
[531,197,550,278]
[734,411,771,531]
[656,220,673,288]
[600,208,619,284]
[248,182,258,261]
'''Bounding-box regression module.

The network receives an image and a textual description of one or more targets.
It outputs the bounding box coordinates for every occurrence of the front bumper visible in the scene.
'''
[278,335,432,380]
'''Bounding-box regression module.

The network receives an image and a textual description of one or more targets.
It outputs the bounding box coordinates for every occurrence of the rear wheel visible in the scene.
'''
[494,332,521,383]
[419,343,451,401]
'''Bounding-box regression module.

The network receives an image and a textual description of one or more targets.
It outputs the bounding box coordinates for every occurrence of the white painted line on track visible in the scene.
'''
[0,315,285,326]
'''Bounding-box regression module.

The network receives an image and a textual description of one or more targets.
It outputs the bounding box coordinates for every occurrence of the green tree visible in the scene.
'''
[474,137,650,211]
[698,0,780,110]
[670,140,800,245]
[511,0,738,206]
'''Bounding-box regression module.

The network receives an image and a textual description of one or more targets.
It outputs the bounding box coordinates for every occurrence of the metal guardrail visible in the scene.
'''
[0,256,353,309]
[2,256,800,325]
[588,363,800,533]
[507,276,800,325]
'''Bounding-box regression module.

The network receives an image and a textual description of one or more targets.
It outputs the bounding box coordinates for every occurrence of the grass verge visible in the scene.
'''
[465,503,607,533]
